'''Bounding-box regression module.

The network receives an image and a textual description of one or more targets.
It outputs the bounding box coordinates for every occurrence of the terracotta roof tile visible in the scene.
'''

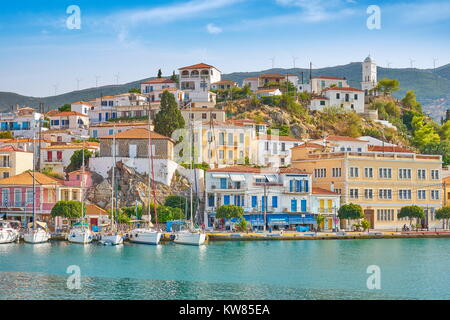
[101,128,172,140]
[257,135,302,142]
[323,87,363,92]
[312,187,337,195]
[368,145,414,153]
[179,63,217,70]
[0,172,63,186]
[141,78,175,84]
[86,204,109,216]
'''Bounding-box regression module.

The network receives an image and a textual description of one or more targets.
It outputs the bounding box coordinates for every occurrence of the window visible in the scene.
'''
[336,93,340,99]
[2,189,9,206]
[219,178,227,189]
[378,189,392,200]
[349,167,359,178]
[14,189,21,207]
[265,142,269,151]
[202,113,207,119]
[252,196,257,208]
[417,169,426,180]
[281,143,286,152]
[26,189,33,204]
[379,168,392,179]
[399,169,412,179]
[364,168,373,178]
[228,133,234,146]
[314,168,326,178]
[332,168,342,177]
[354,94,358,100]
[273,143,278,154]
[399,189,412,200]
[431,190,440,200]
[219,133,225,145]
[320,100,326,106]
[364,189,373,200]
[272,196,278,208]
[240,133,244,144]
[219,150,224,159]
[350,189,359,199]
[431,170,440,180]
[418,190,426,200]
[228,150,233,160]
[377,209,395,221]
[3,172,9,179]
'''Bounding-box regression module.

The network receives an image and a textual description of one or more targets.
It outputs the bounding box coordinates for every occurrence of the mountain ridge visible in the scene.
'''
[1,62,450,119]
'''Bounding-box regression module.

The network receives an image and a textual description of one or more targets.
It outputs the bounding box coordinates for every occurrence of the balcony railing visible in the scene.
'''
[45,158,63,163]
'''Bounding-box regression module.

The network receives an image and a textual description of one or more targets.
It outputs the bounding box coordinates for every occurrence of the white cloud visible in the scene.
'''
[110,0,245,26]
[206,23,223,34]
[275,0,355,22]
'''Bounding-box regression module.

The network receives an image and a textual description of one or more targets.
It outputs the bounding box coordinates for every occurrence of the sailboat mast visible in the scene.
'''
[111,120,116,231]
[32,129,36,231]
[148,110,159,229]
[189,102,194,230]
[81,140,85,225]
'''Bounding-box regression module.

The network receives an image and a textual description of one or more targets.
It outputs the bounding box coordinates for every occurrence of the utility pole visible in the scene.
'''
[409,58,415,69]
[263,183,267,232]
[433,58,439,70]
[53,84,58,96]
[114,73,120,85]
[36,103,44,172]
[95,75,101,88]
[270,57,275,69]
[76,78,81,91]
[292,56,298,69]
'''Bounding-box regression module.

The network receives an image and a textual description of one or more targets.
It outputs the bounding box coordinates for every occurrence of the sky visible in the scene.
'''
[0,0,449,97]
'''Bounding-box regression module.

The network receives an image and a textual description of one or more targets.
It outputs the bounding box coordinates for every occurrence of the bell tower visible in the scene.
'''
[361,55,377,95]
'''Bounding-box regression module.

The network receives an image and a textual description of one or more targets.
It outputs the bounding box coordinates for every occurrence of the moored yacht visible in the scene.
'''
[68,223,93,244]
[174,228,206,246]
[129,227,162,245]
[23,221,51,244]
[0,221,20,244]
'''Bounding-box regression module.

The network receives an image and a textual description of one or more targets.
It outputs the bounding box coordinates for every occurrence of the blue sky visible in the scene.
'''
[0,0,449,97]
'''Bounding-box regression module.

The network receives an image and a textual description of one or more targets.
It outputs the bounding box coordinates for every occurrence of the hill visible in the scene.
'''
[1,62,450,119]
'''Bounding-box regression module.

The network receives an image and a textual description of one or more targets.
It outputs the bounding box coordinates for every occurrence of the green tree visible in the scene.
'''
[216,205,244,220]
[157,69,162,78]
[361,219,370,232]
[398,206,425,226]
[170,71,179,84]
[338,204,364,228]
[58,104,71,112]
[376,78,400,96]
[401,90,422,113]
[435,207,450,229]
[51,201,84,219]
[420,141,450,166]
[412,115,440,147]
[128,88,141,94]
[236,219,249,232]
[66,149,94,173]
[315,214,325,232]
[154,91,185,138]
[156,206,174,223]
[164,195,197,220]
[0,131,14,139]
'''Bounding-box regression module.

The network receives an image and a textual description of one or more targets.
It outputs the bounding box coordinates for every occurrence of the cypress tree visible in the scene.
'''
[154,91,185,138]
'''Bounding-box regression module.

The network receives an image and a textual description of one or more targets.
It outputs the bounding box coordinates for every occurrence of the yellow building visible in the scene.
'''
[0,145,33,179]
[191,121,254,168]
[292,142,443,230]
[443,176,450,207]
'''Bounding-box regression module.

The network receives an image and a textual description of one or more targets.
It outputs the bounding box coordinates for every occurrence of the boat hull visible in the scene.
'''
[174,232,206,246]
[100,234,124,245]
[0,230,19,244]
[129,230,162,245]
[68,230,94,244]
[23,230,50,244]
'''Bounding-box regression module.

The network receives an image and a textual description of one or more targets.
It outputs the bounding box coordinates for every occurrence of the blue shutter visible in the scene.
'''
[289,180,293,192]
[220,178,227,189]
[99,113,102,122]
[272,196,278,208]
[224,195,230,205]
[291,200,297,212]
[305,180,309,193]
[208,195,215,207]
[252,196,257,208]
[301,200,307,212]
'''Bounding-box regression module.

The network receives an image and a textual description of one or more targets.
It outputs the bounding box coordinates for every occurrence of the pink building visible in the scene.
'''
[0,171,82,226]
[65,170,94,188]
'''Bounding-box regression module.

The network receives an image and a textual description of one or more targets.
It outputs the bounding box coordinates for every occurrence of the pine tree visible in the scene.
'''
[157,69,162,78]
[154,91,185,138]
[170,71,179,84]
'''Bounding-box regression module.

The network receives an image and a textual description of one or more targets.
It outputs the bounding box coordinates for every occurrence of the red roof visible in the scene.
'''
[313,76,346,80]
[0,145,31,153]
[260,73,286,79]
[179,63,217,70]
[141,78,175,84]
[244,77,258,81]
[323,87,363,92]
[292,142,324,149]
[368,145,413,153]
[312,187,337,195]
[312,96,329,100]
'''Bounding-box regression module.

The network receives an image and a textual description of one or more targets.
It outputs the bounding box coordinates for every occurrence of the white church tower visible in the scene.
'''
[361,55,377,95]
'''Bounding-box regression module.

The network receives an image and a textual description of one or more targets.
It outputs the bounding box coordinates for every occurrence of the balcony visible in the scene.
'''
[44,158,63,163]
[0,163,11,168]
[210,183,246,192]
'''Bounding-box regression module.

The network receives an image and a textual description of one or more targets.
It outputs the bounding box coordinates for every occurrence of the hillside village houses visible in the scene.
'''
[0,56,447,231]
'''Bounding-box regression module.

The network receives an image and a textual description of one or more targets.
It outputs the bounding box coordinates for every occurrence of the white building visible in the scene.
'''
[309,87,365,113]
[205,166,340,230]
[140,78,185,104]
[310,76,349,94]
[70,101,92,115]
[242,74,299,92]
[255,88,282,98]
[47,111,89,136]
[89,122,152,138]
[179,63,222,105]
[0,107,43,138]
[361,55,378,95]
[41,143,100,175]
[309,135,370,153]
[253,135,303,167]
[211,80,238,90]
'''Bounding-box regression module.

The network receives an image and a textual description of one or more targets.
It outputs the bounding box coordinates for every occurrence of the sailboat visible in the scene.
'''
[68,141,93,244]
[0,220,20,244]
[129,105,162,245]
[23,121,50,244]
[100,127,123,246]
[173,101,206,246]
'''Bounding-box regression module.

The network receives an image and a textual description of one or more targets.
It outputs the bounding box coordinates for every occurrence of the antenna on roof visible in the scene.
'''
[53,84,59,96]
[292,56,299,69]
[433,58,438,70]
[386,61,391,68]
[409,58,415,69]
[95,75,101,88]
[269,57,275,69]
[76,78,81,91]
[114,73,120,85]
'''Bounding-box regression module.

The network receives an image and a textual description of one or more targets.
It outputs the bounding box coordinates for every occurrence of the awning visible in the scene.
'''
[27,221,48,229]
[265,175,278,183]
[212,174,229,179]
[254,175,266,179]
[229,175,245,182]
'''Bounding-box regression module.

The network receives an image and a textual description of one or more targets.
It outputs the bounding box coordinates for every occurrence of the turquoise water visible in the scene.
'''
[1,239,450,300]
